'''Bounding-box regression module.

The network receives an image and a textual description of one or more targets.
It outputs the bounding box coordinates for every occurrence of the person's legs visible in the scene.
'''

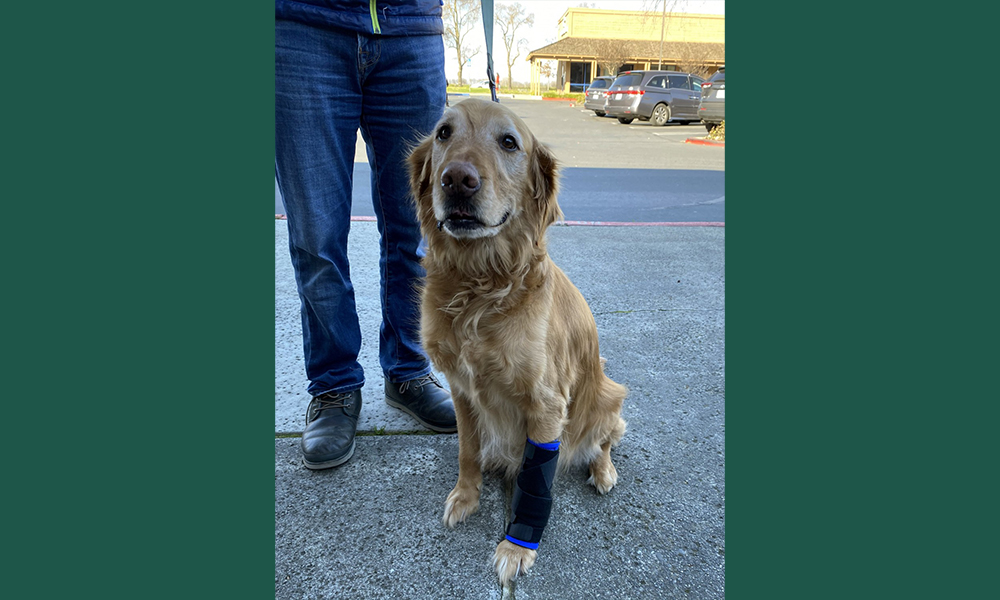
[357,33,447,383]
[275,19,365,397]
[276,19,369,468]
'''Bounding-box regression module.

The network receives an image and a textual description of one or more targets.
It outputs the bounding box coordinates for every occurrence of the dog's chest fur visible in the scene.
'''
[422,278,551,475]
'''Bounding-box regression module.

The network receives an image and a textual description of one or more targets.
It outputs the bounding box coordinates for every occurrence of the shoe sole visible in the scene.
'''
[384,397,458,433]
[302,440,356,470]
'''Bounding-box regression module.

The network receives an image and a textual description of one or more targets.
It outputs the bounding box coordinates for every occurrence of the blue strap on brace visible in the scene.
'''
[505,437,560,550]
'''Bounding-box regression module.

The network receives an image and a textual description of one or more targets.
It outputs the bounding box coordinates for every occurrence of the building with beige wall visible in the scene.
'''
[527,8,725,95]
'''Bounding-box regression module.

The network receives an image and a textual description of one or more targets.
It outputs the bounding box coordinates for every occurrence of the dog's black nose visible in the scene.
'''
[441,162,481,198]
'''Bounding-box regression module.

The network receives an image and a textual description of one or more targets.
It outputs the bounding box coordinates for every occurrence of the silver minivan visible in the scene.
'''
[583,75,616,116]
[698,65,725,132]
[604,70,705,125]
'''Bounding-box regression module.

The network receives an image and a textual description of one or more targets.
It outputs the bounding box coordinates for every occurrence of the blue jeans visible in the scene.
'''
[275,19,446,396]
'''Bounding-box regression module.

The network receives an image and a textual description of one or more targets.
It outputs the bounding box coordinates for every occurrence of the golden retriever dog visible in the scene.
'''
[407,98,627,584]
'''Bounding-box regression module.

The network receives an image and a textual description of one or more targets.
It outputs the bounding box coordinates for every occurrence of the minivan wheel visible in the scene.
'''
[652,104,670,126]
[596,111,606,117]
[705,123,717,133]
[617,117,634,124]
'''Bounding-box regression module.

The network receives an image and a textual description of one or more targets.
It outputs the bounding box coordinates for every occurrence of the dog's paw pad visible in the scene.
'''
[493,539,537,585]
[442,487,480,528]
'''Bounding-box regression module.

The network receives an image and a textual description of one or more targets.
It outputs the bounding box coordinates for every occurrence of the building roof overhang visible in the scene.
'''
[526,37,725,64]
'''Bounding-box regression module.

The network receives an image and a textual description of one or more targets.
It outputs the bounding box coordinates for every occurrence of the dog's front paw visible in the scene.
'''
[493,539,537,585]
[587,458,618,495]
[442,485,480,528]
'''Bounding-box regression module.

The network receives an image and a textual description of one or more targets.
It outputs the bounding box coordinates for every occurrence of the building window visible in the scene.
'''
[569,62,593,92]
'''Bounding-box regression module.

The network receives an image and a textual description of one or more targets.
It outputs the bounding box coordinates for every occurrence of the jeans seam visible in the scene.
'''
[358,34,434,383]
[363,37,401,381]
[380,153,402,378]
[359,107,401,382]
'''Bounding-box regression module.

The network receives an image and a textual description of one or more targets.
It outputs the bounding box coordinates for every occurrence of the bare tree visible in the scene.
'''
[539,60,554,90]
[591,38,636,78]
[641,0,687,69]
[443,0,482,86]
[497,3,534,89]
[672,42,723,79]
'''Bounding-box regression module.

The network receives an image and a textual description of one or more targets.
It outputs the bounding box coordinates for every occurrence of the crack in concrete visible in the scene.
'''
[275,429,442,438]
[593,307,724,316]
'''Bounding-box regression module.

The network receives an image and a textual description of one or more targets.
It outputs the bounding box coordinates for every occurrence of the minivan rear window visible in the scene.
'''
[612,74,642,88]
[588,79,610,90]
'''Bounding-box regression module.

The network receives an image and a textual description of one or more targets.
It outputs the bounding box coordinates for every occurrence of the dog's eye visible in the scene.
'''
[436,125,451,141]
[500,135,518,151]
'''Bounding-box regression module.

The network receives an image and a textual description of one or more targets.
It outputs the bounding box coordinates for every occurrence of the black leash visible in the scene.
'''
[481,0,499,103]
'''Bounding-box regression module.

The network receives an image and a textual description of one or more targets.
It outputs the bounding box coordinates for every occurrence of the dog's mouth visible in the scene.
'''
[438,210,510,232]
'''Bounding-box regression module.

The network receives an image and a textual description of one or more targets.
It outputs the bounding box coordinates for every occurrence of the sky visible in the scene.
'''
[446,0,726,85]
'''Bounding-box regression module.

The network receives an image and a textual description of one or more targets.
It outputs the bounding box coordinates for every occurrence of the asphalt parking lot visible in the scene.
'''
[512,97,725,172]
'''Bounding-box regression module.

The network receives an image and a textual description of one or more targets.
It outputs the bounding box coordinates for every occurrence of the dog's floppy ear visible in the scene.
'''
[407,134,441,237]
[530,141,564,233]
[407,134,434,205]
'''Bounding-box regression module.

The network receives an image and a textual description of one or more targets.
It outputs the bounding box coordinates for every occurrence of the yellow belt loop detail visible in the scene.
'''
[369,0,381,34]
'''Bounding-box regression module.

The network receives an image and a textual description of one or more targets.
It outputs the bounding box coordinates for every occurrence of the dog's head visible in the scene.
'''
[408,99,562,246]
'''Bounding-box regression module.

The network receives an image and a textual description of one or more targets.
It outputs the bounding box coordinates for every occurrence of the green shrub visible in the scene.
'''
[541,91,585,102]
[707,120,725,141]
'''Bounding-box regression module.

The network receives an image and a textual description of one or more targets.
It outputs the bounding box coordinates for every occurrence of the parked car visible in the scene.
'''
[699,65,725,132]
[583,76,616,116]
[603,70,705,125]
[472,80,492,89]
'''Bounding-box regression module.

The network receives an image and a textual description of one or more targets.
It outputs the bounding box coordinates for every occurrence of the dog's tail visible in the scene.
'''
[566,358,628,460]
[597,370,628,448]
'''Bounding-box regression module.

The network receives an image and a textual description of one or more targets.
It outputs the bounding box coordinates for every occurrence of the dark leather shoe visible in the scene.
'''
[301,389,362,470]
[384,374,457,433]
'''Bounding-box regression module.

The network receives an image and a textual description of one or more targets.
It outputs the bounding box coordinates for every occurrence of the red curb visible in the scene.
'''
[685,138,725,147]
[279,216,724,227]
[277,215,375,221]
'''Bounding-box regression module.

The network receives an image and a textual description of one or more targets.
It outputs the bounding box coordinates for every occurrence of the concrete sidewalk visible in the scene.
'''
[275,220,725,599]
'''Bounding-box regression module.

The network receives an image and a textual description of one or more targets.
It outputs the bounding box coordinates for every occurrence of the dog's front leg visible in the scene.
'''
[494,405,567,585]
[443,390,482,528]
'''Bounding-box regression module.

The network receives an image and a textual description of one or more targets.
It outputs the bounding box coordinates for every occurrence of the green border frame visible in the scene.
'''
[7,3,274,596]
[9,2,988,597]
[725,4,992,599]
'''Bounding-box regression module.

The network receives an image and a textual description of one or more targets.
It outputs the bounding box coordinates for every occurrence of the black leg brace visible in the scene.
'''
[505,438,560,550]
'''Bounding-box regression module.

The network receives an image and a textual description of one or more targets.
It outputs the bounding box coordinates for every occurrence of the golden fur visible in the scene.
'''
[407,99,627,584]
